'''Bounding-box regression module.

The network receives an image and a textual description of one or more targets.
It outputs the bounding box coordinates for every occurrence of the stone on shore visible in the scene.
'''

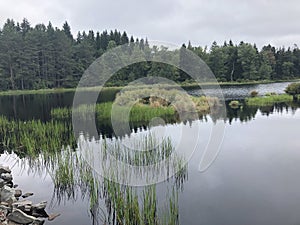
[32,201,47,211]
[0,202,9,207]
[1,174,12,182]
[5,182,13,188]
[0,205,9,221]
[0,166,11,175]
[0,166,54,225]
[48,213,60,221]
[0,186,16,203]
[0,179,5,188]
[32,218,45,225]
[22,192,34,198]
[12,200,32,212]
[7,209,36,224]
[7,221,21,225]
[32,204,48,218]
[14,190,22,198]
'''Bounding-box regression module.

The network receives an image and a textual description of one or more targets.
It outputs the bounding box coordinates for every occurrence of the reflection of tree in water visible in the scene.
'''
[224,100,300,123]
[47,99,300,225]
[0,118,186,224]
[90,99,300,136]
[225,101,258,124]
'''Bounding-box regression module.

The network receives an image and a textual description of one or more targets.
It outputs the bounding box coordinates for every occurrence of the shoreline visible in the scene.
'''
[0,79,299,97]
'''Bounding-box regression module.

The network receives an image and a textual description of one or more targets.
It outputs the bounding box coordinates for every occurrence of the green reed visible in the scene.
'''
[51,89,221,129]
[48,133,187,225]
[245,94,294,106]
[51,102,177,124]
[0,116,76,157]
[103,134,174,167]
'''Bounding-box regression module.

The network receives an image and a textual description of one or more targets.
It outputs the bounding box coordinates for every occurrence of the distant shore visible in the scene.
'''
[0,79,299,97]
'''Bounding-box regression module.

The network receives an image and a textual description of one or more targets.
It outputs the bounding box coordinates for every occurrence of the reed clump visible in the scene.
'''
[245,94,293,106]
[0,116,75,157]
[51,88,221,126]
[50,133,186,225]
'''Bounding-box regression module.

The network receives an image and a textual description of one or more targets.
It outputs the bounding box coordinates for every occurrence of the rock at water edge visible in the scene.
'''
[7,209,36,224]
[0,166,11,174]
[0,186,16,203]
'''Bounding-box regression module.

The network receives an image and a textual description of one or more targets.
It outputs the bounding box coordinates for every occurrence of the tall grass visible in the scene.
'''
[245,94,293,106]
[4,126,187,224]
[49,133,187,225]
[53,147,77,201]
[0,116,76,157]
[52,102,176,124]
[51,88,221,128]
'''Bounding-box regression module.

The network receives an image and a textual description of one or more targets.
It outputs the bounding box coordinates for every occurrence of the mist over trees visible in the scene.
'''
[0,18,299,91]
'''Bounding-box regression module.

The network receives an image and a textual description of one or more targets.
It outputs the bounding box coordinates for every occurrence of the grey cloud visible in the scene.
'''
[0,0,300,48]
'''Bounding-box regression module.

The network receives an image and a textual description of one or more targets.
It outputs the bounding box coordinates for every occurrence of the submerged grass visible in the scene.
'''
[36,136,186,225]
[53,147,77,200]
[102,134,174,167]
[50,133,187,225]
[101,180,178,225]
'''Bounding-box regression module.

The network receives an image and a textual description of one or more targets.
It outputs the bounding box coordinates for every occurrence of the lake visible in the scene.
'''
[0,81,299,225]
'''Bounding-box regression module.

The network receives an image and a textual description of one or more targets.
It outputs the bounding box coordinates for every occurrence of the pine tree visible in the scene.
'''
[62,21,73,41]
[120,31,129,45]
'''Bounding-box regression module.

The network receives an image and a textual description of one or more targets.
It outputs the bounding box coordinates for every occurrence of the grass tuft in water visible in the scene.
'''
[245,94,294,106]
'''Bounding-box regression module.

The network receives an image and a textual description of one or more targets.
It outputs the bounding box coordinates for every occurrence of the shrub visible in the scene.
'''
[229,100,240,108]
[250,90,258,97]
[285,83,300,94]
[285,83,300,100]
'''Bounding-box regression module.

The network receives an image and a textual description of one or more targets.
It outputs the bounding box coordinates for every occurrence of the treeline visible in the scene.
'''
[0,18,300,91]
[199,41,300,82]
[0,18,135,90]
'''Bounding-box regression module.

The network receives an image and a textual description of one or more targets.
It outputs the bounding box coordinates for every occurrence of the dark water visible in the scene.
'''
[0,92,74,121]
[0,81,295,121]
[2,106,300,225]
[0,88,118,121]
[0,81,300,225]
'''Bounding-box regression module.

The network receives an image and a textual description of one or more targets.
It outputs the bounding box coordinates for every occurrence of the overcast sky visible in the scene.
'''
[0,0,299,48]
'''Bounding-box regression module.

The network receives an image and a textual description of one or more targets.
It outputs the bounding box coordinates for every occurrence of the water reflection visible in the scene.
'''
[1,100,300,157]
[0,102,300,224]
[0,83,300,224]
[225,101,300,124]
[26,133,187,225]
[0,93,74,120]
[0,89,118,121]
[0,81,296,121]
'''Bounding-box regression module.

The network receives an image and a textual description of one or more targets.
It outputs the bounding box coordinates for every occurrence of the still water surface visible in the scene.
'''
[0,82,299,225]
[189,81,295,100]
[0,81,295,120]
